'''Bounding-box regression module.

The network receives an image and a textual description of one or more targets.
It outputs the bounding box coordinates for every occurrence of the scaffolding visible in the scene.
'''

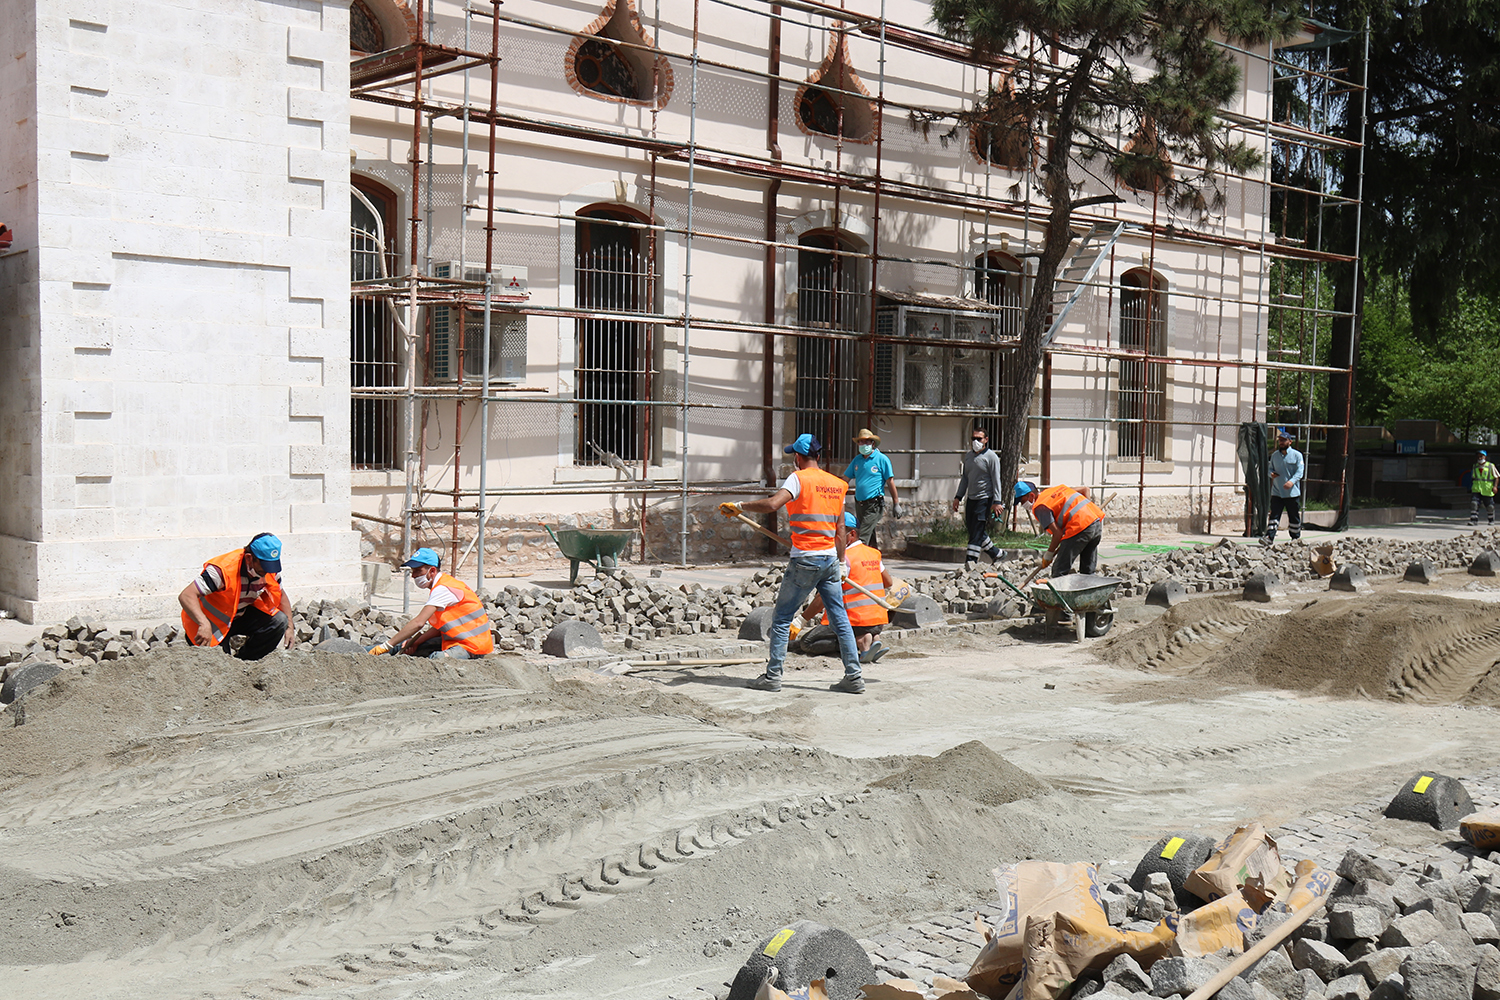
[348,0,1366,590]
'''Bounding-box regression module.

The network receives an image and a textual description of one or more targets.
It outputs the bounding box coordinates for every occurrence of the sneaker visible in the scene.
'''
[746,674,782,692]
[1261,536,1275,547]
[829,675,866,694]
[858,643,888,664]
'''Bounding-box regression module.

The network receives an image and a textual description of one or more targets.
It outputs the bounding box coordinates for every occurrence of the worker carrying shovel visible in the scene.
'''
[719,433,865,694]
[793,512,895,664]
[1014,481,1105,577]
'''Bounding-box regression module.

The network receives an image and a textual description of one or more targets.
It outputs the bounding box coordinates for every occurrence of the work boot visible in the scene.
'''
[829,675,865,694]
[858,642,887,664]
[746,673,782,692]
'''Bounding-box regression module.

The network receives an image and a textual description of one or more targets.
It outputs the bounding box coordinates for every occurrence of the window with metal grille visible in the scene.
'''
[1117,270,1168,460]
[351,183,400,470]
[795,232,864,463]
[576,209,652,465]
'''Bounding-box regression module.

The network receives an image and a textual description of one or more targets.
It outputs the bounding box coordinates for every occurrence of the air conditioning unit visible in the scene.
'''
[433,261,529,298]
[430,306,528,383]
[874,304,1004,413]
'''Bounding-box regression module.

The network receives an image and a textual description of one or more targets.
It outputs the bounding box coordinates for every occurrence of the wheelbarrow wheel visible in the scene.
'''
[1084,610,1114,638]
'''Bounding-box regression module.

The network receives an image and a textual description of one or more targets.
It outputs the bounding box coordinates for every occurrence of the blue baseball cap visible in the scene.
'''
[784,433,821,456]
[1481,450,1489,457]
[247,533,283,573]
[844,511,857,528]
[402,547,441,569]
[1014,481,1036,500]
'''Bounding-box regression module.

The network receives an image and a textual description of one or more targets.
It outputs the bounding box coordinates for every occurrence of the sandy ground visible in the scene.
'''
[3,572,1498,1000]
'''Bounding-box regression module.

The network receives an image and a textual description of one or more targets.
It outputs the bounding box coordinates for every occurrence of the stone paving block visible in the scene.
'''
[1405,896,1464,931]
[1401,940,1478,1000]
[1150,955,1222,997]
[1102,954,1151,993]
[1367,979,1404,1000]
[1245,946,1304,997]
[1475,943,1500,1000]
[1329,904,1386,941]
[1381,909,1446,949]
[1294,937,1349,982]
[1464,911,1500,945]
[1324,973,1372,999]
[1339,849,1397,885]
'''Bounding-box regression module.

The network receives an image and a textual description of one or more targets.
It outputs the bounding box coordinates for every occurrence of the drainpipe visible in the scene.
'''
[761,6,783,549]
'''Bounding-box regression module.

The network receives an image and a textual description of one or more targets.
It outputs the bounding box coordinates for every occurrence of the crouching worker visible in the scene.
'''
[179,533,296,660]
[794,512,893,664]
[369,548,494,659]
[1014,481,1104,576]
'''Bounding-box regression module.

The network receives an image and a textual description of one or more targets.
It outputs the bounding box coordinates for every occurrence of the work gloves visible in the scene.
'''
[718,502,742,519]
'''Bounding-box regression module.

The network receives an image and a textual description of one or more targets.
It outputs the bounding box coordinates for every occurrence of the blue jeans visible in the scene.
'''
[767,554,860,680]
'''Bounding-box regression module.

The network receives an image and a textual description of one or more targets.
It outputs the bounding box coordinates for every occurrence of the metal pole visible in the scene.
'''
[679,0,703,565]
[401,0,428,615]
[479,272,492,590]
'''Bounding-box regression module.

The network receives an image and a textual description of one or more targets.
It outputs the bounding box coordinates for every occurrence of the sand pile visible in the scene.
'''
[873,740,1050,806]
[1101,593,1500,706]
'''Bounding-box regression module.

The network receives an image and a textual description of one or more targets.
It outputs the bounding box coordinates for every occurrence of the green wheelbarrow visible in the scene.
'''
[544,525,636,584]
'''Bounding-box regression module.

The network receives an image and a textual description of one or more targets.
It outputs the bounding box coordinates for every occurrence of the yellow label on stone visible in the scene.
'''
[1160,837,1186,860]
[1414,775,1433,794]
[763,927,795,957]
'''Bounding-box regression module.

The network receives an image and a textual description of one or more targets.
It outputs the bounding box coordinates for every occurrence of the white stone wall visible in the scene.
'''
[5,0,362,622]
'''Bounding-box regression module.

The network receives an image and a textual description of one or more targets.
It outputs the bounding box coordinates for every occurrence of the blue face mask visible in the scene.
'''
[858,443,874,457]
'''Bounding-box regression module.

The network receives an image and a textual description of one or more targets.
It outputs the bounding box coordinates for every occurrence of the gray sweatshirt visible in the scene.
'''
[956,447,1004,503]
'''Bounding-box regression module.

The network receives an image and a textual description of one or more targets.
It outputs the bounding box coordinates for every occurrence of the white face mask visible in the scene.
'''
[971,439,985,453]
[857,443,873,457]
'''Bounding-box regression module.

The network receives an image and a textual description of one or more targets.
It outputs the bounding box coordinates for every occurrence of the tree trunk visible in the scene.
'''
[998,43,1100,505]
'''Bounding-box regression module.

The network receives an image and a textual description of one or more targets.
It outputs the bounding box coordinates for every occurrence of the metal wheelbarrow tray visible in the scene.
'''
[544,525,636,584]
[1028,572,1126,641]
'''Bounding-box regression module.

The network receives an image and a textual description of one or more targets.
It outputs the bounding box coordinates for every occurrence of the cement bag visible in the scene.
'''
[1004,907,1175,1000]
[1173,889,1258,957]
[1461,804,1500,850]
[1183,822,1292,903]
[1267,859,1334,915]
[965,862,1106,999]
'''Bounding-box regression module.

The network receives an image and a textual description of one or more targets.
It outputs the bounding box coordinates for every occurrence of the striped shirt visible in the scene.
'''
[196,564,271,613]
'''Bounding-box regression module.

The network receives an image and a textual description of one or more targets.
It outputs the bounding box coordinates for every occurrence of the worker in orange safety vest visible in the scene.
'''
[1014,481,1105,577]
[796,512,895,664]
[369,547,494,658]
[179,532,296,660]
[719,433,864,694]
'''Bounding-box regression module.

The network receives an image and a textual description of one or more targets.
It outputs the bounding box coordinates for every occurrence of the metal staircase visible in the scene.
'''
[1041,221,1127,348]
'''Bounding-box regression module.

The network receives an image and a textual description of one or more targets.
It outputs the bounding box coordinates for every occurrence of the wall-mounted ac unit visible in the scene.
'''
[432,261,530,298]
[430,306,527,383]
[873,304,1005,413]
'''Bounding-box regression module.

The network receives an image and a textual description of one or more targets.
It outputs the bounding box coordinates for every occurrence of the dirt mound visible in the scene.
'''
[873,739,1050,805]
[1102,593,1500,705]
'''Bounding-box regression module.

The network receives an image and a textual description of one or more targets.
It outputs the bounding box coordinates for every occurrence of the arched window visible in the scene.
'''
[565,0,674,107]
[350,0,386,54]
[794,231,864,460]
[794,30,875,143]
[576,207,652,465]
[974,250,1024,339]
[970,88,1033,171]
[1113,122,1175,195]
[1117,269,1168,460]
[351,179,400,470]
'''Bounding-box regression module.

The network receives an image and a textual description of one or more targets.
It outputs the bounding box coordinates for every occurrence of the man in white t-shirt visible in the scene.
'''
[370,547,493,658]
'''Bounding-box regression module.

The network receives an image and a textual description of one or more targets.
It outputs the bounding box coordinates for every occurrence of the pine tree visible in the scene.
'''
[930,0,1304,502]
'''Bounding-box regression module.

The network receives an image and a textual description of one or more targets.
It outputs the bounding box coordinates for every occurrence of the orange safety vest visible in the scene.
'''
[821,542,887,628]
[429,573,494,655]
[182,549,284,647]
[785,467,848,553]
[1034,485,1103,540]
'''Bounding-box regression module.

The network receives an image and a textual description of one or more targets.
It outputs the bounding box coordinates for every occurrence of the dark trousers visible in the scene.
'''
[1473,493,1496,525]
[1266,495,1302,541]
[855,496,885,548]
[964,498,1000,564]
[228,607,289,661]
[1051,519,1103,576]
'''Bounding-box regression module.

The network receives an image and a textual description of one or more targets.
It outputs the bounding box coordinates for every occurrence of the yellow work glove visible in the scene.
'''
[367,643,391,656]
[719,502,742,519]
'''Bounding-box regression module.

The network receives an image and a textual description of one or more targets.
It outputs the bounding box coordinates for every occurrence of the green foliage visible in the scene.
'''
[1357,274,1500,438]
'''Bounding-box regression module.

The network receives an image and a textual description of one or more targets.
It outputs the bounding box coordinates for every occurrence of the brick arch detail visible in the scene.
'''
[793,25,877,145]
[564,0,675,110]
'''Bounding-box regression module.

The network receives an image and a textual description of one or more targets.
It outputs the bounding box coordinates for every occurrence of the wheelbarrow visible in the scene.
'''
[1028,573,1126,642]
[544,525,636,584]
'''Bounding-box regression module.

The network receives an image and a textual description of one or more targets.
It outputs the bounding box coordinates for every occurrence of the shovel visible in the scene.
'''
[724,508,897,611]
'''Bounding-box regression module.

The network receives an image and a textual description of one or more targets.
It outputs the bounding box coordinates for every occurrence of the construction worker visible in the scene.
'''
[720,433,864,694]
[951,426,1004,565]
[1265,427,1305,545]
[1471,449,1498,526]
[369,548,494,658]
[843,428,900,549]
[1014,481,1105,577]
[795,512,894,664]
[179,532,296,660]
